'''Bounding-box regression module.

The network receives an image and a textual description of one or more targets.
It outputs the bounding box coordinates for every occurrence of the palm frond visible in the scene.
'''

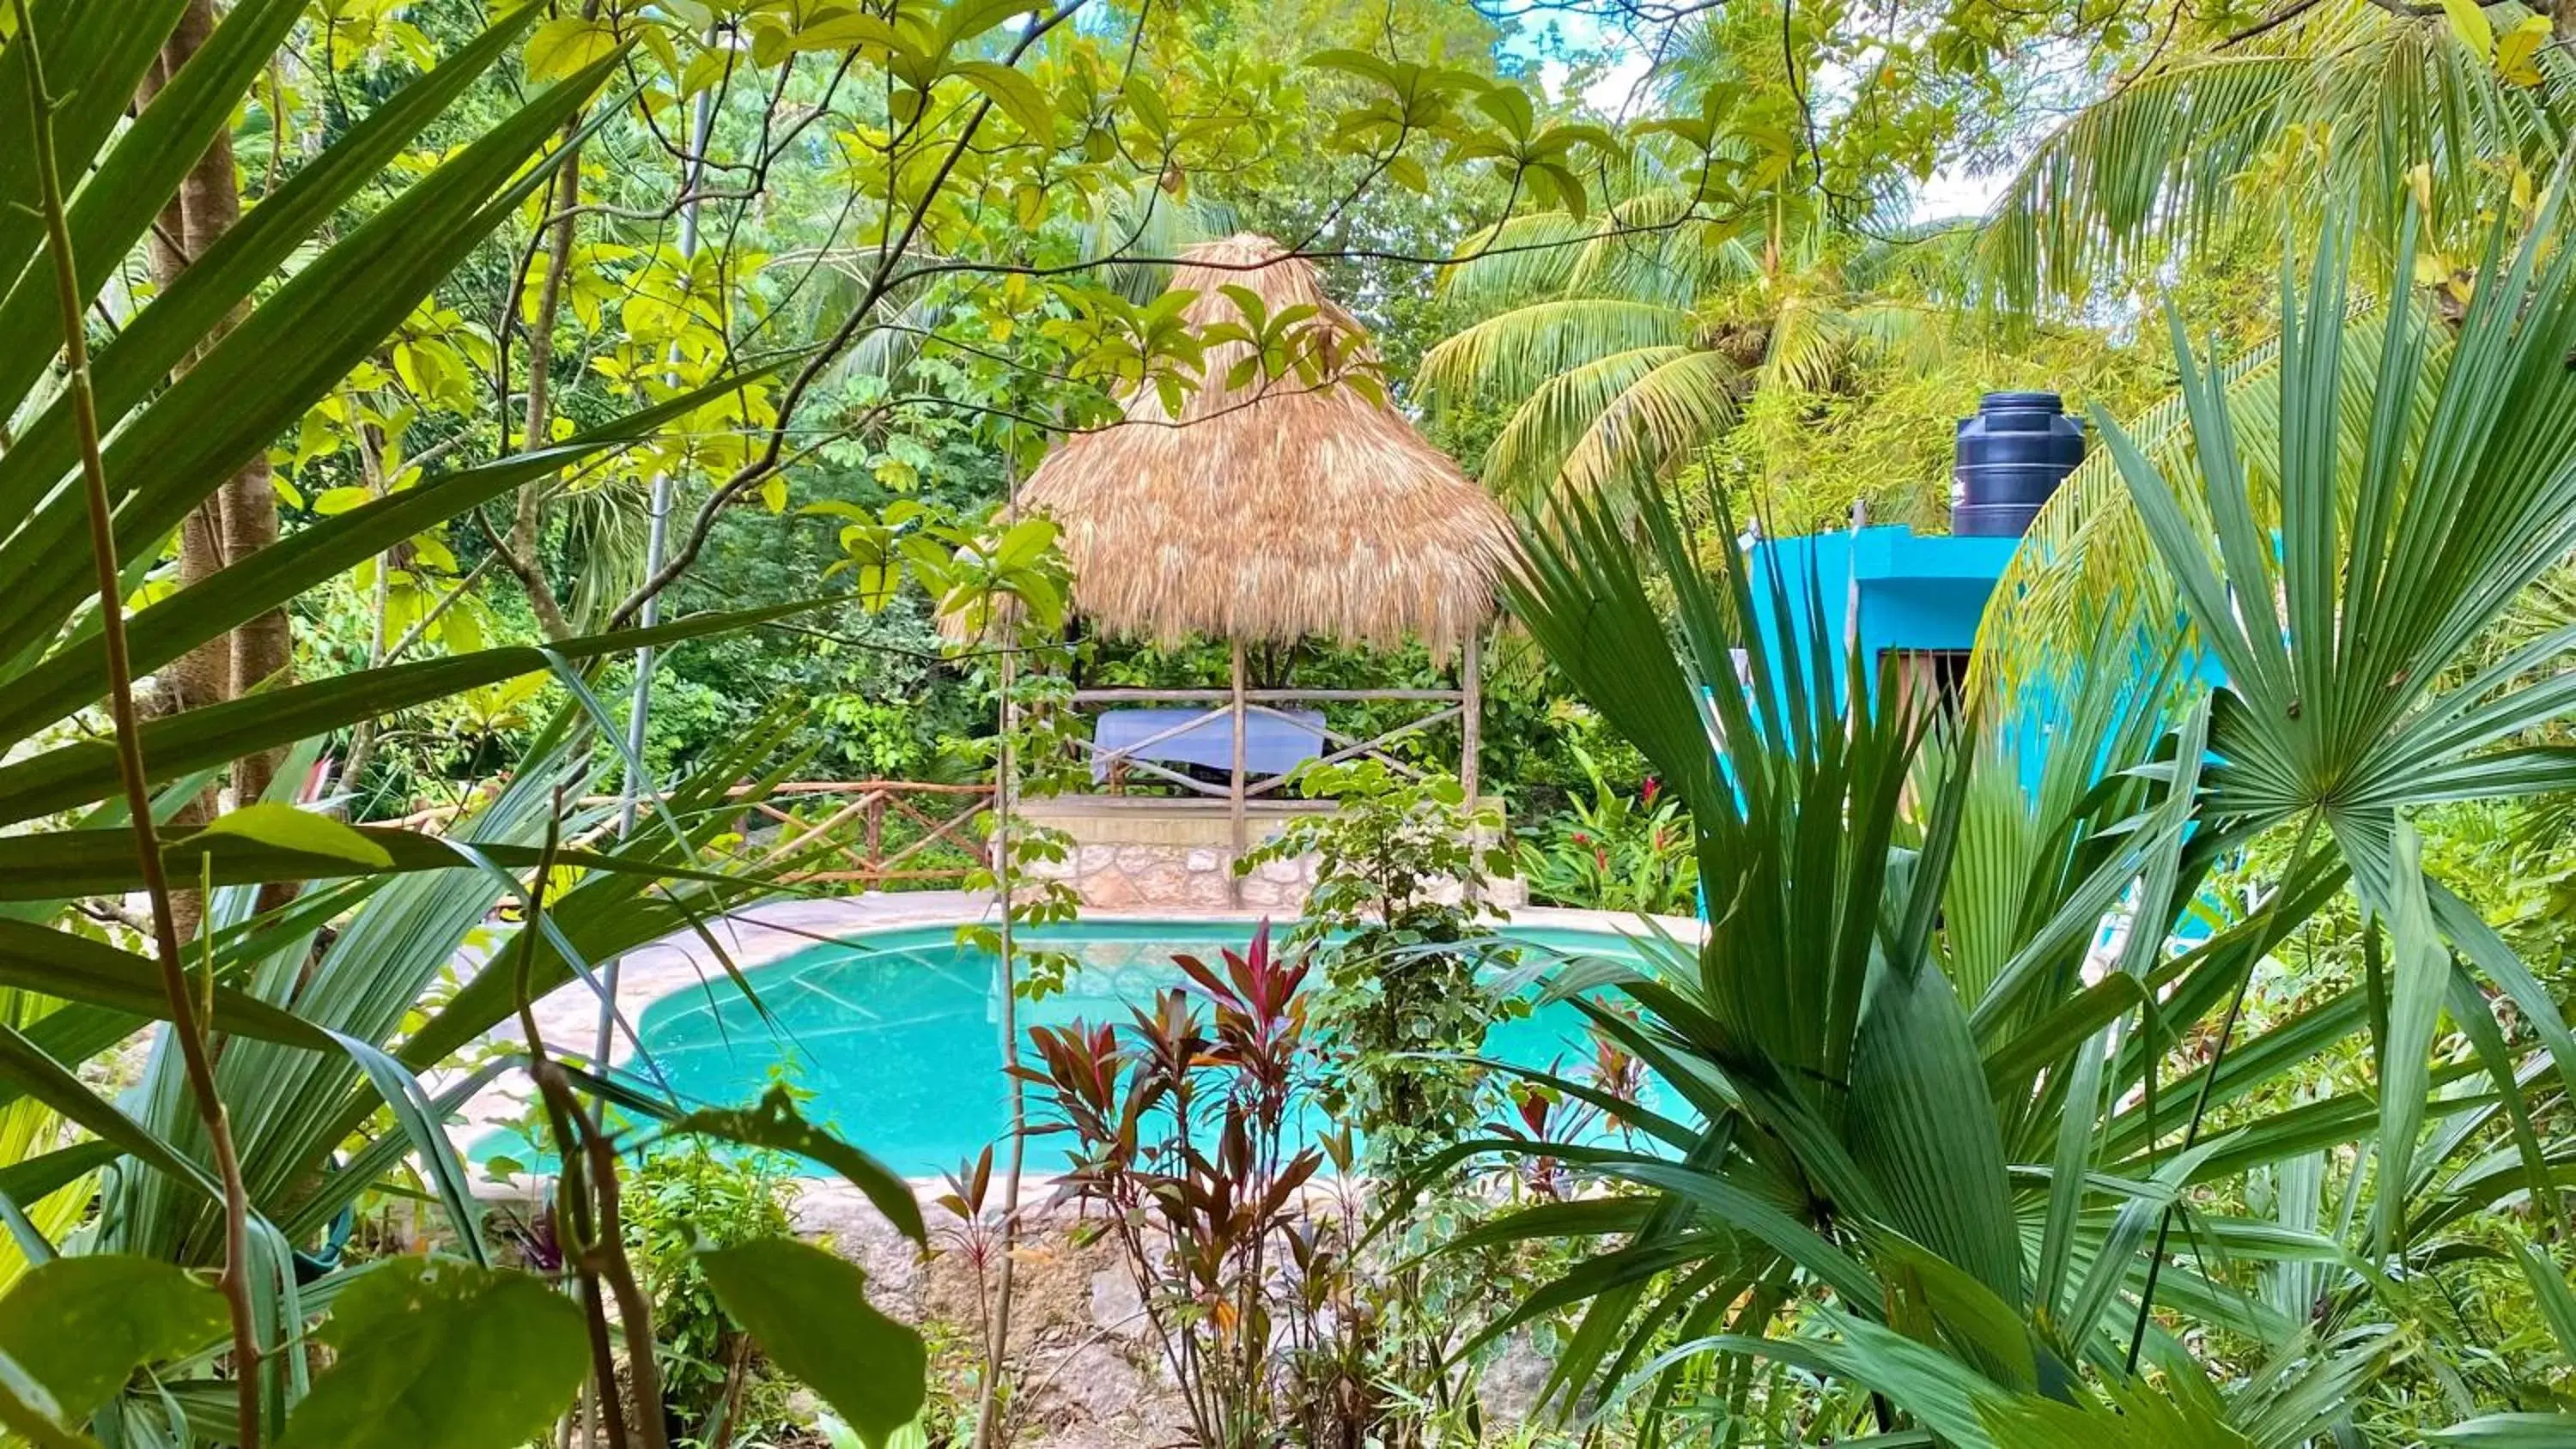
[1416,297,1692,405]
[1976,9,2571,313]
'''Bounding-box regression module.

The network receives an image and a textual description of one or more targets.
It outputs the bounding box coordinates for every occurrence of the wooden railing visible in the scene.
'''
[744,780,993,885]
[390,779,995,889]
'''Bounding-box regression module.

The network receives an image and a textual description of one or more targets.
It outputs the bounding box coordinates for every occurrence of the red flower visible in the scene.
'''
[1570,831,1591,846]
[1640,776,1661,805]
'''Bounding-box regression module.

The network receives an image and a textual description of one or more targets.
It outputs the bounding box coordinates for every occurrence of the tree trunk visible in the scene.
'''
[140,0,292,933]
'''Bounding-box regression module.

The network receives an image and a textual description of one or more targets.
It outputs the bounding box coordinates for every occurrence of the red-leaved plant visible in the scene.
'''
[1016,922,1361,1449]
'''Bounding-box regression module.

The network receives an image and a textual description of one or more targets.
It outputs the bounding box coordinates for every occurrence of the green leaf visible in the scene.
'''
[2429,1414,2576,1446]
[937,0,1028,48]
[0,599,827,826]
[0,824,760,902]
[0,46,628,668]
[0,1256,228,1429]
[526,15,621,80]
[0,1023,228,1203]
[197,803,393,869]
[2497,15,2550,83]
[2511,1239,2576,1362]
[665,1086,924,1242]
[950,60,1053,141]
[0,361,790,747]
[700,1238,927,1449]
[2373,818,2448,1253]
[793,12,905,54]
[0,1347,86,1449]
[2440,0,2494,58]
[0,919,337,1051]
[0,1142,117,1211]
[276,1258,586,1449]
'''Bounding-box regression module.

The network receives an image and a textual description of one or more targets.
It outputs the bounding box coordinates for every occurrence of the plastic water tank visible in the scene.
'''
[1951,391,2085,537]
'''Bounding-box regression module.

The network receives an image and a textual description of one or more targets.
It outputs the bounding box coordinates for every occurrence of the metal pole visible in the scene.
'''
[596,78,716,1069]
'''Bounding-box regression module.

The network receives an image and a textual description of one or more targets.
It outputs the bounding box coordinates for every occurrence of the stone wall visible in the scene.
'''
[1018,797,1324,910]
[1018,796,1523,912]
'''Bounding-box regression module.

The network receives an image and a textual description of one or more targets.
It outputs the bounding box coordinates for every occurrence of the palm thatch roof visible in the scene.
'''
[997,233,1512,657]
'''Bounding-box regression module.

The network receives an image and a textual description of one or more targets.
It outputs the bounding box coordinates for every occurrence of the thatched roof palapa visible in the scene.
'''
[1006,233,1512,658]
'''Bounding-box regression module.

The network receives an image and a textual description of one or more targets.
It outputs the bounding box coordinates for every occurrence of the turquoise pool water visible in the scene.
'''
[492,919,1662,1177]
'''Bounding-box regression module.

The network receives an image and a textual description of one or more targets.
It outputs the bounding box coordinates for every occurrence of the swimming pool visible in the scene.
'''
[495,918,1668,1177]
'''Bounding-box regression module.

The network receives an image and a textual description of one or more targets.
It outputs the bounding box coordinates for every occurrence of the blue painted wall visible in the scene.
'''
[1743,524,2020,711]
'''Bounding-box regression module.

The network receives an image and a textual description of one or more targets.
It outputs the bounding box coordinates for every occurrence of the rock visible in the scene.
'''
[1114,845,1158,874]
[1083,870,1142,909]
[1183,847,1221,872]
[1088,1268,1147,1339]
[1477,1330,1552,1428]
[1133,863,1192,906]
[1260,857,1309,885]
[1045,1341,1142,1422]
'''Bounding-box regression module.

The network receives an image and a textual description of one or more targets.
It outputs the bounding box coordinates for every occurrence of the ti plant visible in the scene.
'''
[1016,924,1350,1449]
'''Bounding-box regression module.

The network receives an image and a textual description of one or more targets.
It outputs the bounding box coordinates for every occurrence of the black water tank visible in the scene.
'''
[1952,391,2085,537]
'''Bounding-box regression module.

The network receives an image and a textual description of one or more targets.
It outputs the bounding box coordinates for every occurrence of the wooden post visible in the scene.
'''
[1460,631,1482,806]
[1228,638,1249,906]
[1461,630,1483,906]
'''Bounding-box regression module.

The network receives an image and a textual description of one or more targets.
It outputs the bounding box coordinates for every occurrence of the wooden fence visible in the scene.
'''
[392,779,995,888]
[744,780,993,885]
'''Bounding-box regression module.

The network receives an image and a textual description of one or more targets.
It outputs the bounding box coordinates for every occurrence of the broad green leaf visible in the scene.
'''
[526,15,620,79]
[700,1238,926,1449]
[2496,15,2550,84]
[665,1086,924,1242]
[196,803,392,869]
[2440,0,2494,58]
[939,0,1029,47]
[793,11,904,54]
[275,1258,586,1449]
[0,1256,227,1429]
[950,60,1052,141]
[0,1347,85,1449]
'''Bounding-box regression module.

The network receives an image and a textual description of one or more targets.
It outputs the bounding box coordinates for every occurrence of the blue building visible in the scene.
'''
[1741,391,2087,712]
[1743,524,2023,712]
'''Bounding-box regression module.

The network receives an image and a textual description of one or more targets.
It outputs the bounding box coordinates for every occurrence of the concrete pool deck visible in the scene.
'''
[451,891,1701,1226]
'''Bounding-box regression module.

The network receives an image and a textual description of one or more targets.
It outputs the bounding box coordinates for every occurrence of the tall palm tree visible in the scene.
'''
[1419,168,1953,507]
